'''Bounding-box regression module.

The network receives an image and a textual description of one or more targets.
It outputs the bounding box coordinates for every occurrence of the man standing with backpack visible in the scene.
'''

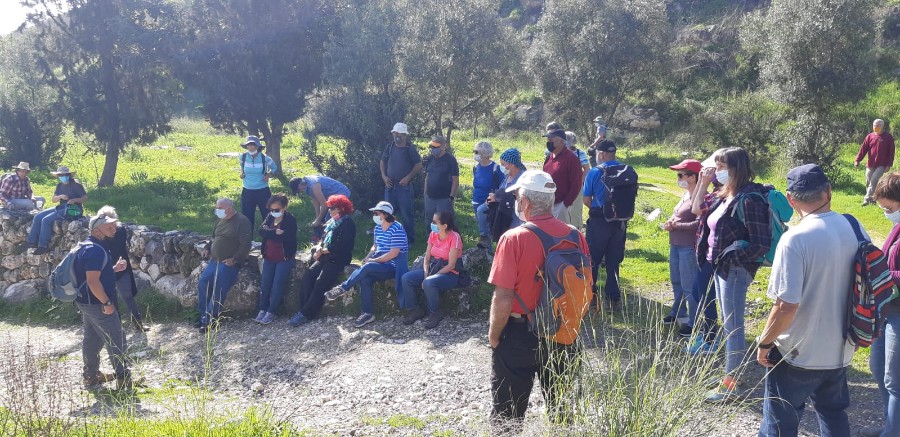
[757,164,858,436]
[380,122,422,245]
[75,209,137,390]
[487,170,591,433]
[582,140,637,312]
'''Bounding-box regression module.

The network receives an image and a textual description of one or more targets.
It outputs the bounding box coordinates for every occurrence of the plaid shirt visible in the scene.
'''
[696,183,772,278]
[0,174,33,202]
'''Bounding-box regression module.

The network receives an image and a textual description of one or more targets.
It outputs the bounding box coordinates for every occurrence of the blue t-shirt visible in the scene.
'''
[239,152,277,190]
[373,221,409,267]
[472,161,503,205]
[583,160,623,208]
[304,175,351,199]
[73,237,116,305]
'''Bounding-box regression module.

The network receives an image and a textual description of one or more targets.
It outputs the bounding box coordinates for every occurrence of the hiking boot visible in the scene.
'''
[83,372,116,389]
[259,312,275,325]
[662,315,676,326]
[32,247,50,255]
[403,307,427,325]
[353,313,375,328]
[289,312,309,327]
[423,312,444,329]
[116,375,146,391]
[677,324,694,338]
[24,242,37,249]
[325,285,350,301]
[253,310,266,323]
[858,426,884,437]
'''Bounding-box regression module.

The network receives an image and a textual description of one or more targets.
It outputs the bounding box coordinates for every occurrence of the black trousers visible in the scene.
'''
[298,261,343,319]
[241,186,271,230]
[490,320,580,432]
[585,211,627,302]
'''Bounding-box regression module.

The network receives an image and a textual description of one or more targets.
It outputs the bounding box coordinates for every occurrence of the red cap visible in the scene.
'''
[669,159,702,174]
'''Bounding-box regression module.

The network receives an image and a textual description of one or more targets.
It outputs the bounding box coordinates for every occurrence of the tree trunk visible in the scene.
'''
[445,126,454,147]
[97,141,120,187]
[262,122,283,175]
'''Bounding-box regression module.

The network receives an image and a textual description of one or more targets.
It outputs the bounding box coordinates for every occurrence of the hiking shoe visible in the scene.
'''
[259,312,275,325]
[677,324,694,338]
[662,315,676,326]
[325,285,350,301]
[423,312,444,329]
[83,372,116,389]
[253,310,266,323]
[858,426,884,437]
[289,312,309,327]
[403,307,427,325]
[354,313,375,328]
[24,242,37,249]
[685,335,712,355]
[32,246,49,255]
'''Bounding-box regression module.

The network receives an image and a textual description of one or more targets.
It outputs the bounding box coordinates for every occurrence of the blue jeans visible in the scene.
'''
[341,261,397,314]
[668,245,696,319]
[715,266,752,374]
[759,348,850,437]
[259,258,295,313]
[475,203,490,237]
[385,184,415,245]
[689,261,716,334]
[27,206,63,248]
[871,311,900,437]
[401,268,459,314]
[197,260,239,324]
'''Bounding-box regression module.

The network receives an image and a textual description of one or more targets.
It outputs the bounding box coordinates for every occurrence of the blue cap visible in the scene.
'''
[787,164,830,192]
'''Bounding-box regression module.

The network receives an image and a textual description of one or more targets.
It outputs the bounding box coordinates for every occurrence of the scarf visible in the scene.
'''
[323,215,346,248]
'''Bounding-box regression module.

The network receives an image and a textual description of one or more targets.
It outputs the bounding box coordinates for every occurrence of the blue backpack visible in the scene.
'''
[731,187,793,266]
[48,242,108,302]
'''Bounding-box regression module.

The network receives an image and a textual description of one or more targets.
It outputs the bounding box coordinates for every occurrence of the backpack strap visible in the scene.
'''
[842,214,868,244]
[240,152,246,178]
[75,242,110,293]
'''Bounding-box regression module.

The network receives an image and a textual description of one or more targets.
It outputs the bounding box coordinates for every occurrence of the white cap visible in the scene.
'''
[701,148,726,168]
[368,201,394,215]
[505,170,557,194]
[391,123,409,135]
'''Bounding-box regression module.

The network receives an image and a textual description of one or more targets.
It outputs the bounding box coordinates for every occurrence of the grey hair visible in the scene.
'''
[96,205,118,220]
[217,198,234,209]
[565,131,577,148]
[788,182,831,204]
[875,119,885,128]
[474,141,494,158]
[519,189,555,215]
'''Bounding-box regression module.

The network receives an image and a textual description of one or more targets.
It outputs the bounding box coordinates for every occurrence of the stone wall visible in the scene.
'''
[0,209,482,317]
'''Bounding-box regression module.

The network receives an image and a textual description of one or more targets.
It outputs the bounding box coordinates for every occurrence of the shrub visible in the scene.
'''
[693,93,786,164]
[0,95,64,169]
[776,112,843,173]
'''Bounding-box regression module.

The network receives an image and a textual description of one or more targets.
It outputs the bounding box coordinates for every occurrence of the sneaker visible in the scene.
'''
[662,315,676,326]
[32,247,50,255]
[858,426,884,437]
[253,310,266,323]
[199,325,208,334]
[259,312,275,325]
[684,335,715,356]
[403,307,427,325]
[325,285,350,301]
[423,312,444,329]
[83,372,116,389]
[353,313,375,328]
[677,324,694,338]
[704,376,739,403]
[289,312,310,327]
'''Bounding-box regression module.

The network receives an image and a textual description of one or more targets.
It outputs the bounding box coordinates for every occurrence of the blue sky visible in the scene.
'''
[0,3,28,35]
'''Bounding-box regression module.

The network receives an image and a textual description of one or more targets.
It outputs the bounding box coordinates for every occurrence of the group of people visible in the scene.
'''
[6,117,900,436]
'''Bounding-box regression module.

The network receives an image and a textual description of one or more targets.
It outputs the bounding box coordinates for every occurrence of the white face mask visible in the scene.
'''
[249,150,258,156]
[215,208,226,219]
[372,215,384,225]
[514,197,527,222]
[886,210,900,224]
[677,180,689,189]
[715,169,731,186]
[474,153,481,162]
[500,165,510,175]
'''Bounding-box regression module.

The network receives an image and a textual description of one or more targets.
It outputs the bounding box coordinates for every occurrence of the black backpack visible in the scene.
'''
[601,164,638,222]
[240,152,267,177]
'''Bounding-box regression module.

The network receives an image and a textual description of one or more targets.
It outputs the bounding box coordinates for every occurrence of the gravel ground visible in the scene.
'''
[0,309,886,436]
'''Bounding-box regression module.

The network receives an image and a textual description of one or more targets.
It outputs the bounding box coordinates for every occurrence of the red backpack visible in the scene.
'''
[844,214,899,347]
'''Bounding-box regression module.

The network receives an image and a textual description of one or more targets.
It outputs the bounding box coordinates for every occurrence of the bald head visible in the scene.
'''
[216,198,235,219]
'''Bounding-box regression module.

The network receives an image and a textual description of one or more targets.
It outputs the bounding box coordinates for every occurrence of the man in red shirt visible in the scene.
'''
[855,118,896,206]
[542,129,584,225]
[487,170,590,432]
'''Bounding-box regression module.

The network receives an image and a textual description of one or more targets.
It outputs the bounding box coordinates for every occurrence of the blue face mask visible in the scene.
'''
[215,208,226,219]
[59,176,70,183]
[430,223,440,233]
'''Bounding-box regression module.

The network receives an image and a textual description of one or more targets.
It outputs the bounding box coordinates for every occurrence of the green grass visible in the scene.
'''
[0,289,194,327]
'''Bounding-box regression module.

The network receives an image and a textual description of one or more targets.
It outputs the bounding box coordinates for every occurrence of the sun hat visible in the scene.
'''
[391,123,409,135]
[13,162,30,171]
[241,135,264,149]
[50,166,75,176]
[368,201,395,215]
[505,170,557,194]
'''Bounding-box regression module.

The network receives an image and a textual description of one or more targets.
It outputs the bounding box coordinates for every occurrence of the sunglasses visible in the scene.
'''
[677,173,695,179]
[327,206,339,211]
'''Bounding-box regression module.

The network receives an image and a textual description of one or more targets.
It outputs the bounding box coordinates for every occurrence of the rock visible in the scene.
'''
[250,381,264,393]
[160,254,180,274]
[155,274,189,304]
[148,264,163,281]
[217,152,242,158]
[175,146,193,151]
[140,256,150,271]
[1,254,25,270]
[134,271,152,291]
[145,239,165,263]
[2,279,43,302]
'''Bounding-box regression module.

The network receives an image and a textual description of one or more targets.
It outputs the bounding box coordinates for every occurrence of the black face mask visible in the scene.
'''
[546,142,555,153]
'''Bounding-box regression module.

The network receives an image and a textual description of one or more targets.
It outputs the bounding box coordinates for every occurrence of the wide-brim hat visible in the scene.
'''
[13,162,30,171]
[50,166,75,176]
[241,135,265,149]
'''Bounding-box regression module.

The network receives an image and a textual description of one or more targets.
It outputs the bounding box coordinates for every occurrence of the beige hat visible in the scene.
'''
[89,210,119,231]
[13,162,30,171]
[50,166,75,176]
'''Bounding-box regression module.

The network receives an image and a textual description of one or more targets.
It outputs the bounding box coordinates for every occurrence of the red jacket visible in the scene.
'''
[543,147,583,207]
[856,132,896,169]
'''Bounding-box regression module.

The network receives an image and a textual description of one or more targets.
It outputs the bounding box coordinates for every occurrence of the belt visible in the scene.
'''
[509,313,527,323]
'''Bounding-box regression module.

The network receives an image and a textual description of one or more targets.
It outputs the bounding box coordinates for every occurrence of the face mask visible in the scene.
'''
[59,176,70,183]
[715,169,731,186]
[473,153,481,162]
[430,223,440,233]
[215,208,226,219]
[393,135,404,144]
[886,210,900,224]
[677,180,689,189]
[372,215,383,225]
[249,150,258,156]
[430,147,442,157]
[499,165,510,175]
[546,142,555,153]
[270,211,283,218]
[515,197,527,222]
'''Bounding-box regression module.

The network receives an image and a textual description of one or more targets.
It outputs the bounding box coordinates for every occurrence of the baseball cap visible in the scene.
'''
[89,212,119,231]
[542,129,566,140]
[669,159,702,174]
[596,140,616,153]
[505,170,557,194]
[391,123,409,135]
[368,201,395,215]
[787,164,830,192]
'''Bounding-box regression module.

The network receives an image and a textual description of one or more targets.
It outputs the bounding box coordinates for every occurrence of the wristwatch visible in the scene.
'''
[757,339,775,350]
[101,301,113,307]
